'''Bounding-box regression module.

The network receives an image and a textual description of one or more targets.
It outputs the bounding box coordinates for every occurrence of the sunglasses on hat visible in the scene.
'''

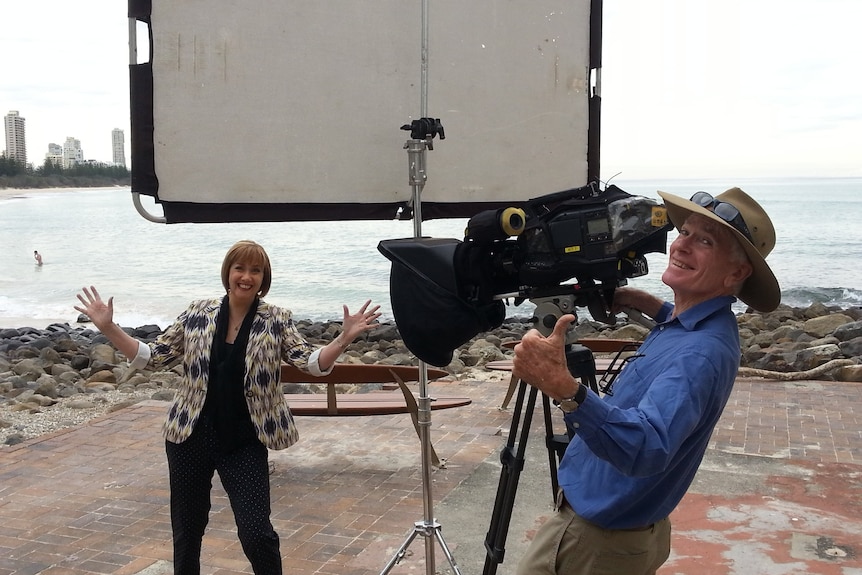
[690,191,754,243]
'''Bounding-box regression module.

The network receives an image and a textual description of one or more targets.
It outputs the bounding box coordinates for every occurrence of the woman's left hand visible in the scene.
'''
[341,300,382,342]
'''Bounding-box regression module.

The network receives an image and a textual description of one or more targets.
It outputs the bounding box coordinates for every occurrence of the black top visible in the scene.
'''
[201,295,260,453]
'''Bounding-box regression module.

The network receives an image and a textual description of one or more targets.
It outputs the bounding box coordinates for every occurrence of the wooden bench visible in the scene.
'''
[280,363,457,415]
[283,392,471,416]
[485,357,618,374]
[500,337,642,354]
[490,338,641,375]
[494,338,643,409]
[281,363,469,466]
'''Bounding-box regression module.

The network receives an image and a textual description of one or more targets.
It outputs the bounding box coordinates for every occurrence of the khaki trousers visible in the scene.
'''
[516,501,671,575]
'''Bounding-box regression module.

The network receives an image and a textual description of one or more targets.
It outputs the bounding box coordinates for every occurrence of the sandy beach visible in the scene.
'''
[0,186,128,205]
[0,186,123,200]
[1,187,66,198]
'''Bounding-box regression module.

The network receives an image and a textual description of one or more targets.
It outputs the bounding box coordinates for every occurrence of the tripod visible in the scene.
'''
[482,332,600,575]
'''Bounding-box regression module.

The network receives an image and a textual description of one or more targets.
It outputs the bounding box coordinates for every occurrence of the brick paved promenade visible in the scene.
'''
[0,376,859,574]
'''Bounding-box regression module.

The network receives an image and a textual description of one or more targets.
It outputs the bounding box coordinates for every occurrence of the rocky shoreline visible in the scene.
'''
[2,301,861,446]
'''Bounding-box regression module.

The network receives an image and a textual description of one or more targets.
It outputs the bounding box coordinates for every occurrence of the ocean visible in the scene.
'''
[1,177,860,330]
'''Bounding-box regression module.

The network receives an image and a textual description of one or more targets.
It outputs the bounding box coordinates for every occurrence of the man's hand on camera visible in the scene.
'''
[513,314,580,401]
[611,286,665,320]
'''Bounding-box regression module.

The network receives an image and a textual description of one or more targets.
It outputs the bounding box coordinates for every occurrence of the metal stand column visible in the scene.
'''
[380,130,460,575]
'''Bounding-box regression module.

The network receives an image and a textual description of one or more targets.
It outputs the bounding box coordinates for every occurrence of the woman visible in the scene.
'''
[74,240,380,575]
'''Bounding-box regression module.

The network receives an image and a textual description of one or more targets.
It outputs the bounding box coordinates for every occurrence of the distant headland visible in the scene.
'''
[0,174,130,190]
[0,157,130,190]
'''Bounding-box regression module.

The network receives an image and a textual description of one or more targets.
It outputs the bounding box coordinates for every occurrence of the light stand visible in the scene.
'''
[381,4,461,570]
[379,122,461,575]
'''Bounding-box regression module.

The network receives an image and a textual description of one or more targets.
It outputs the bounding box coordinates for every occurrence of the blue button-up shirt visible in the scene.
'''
[559,295,741,529]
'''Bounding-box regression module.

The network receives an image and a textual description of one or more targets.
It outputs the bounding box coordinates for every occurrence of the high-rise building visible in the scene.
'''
[63,137,84,169]
[45,143,63,168]
[111,128,126,167]
[4,110,27,166]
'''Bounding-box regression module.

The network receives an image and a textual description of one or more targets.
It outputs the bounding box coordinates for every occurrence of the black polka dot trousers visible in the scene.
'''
[165,418,282,575]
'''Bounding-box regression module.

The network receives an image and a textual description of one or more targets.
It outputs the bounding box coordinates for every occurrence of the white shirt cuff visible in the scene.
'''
[129,340,151,370]
[307,348,334,376]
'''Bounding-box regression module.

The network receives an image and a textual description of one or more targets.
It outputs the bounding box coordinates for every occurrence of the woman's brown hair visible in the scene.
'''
[220,240,272,297]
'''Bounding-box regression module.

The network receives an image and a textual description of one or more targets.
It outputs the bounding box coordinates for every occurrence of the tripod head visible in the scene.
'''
[529,294,586,344]
[528,290,656,338]
[401,117,446,143]
[526,294,599,394]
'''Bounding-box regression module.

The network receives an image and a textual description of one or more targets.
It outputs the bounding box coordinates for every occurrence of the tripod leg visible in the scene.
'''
[380,528,421,574]
[433,526,463,574]
[481,345,599,575]
[483,379,538,575]
[380,521,464,575]
[542,393,568,499]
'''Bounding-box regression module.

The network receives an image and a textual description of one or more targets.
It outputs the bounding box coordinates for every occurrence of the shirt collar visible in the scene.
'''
[669,295,737,331]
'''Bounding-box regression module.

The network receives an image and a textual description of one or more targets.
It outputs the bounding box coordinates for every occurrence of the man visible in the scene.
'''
[34,250,43,266]
[513,187,780,575]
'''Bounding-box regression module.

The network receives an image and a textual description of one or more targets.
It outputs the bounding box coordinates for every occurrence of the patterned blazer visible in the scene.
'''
[144,297,316,450]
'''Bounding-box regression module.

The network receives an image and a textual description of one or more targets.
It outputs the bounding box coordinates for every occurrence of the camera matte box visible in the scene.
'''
[129,0,600,223]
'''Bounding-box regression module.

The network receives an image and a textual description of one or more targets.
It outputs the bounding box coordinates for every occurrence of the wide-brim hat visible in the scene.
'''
[657,188,780,312]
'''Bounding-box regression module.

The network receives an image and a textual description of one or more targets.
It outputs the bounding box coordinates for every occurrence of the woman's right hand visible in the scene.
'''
[74,285,142,360]
[74,285,115,329]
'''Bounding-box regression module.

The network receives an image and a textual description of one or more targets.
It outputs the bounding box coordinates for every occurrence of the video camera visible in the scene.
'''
[378,183,672,366]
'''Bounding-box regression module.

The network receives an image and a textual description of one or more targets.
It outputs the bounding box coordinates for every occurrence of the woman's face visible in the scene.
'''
[227,259,264,304]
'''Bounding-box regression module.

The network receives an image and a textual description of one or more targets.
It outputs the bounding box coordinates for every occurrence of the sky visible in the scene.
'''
[2,0,860,179]
[2,1,129,166]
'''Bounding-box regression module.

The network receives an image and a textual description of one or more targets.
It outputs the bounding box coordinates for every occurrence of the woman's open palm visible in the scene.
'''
[74,286,114,328]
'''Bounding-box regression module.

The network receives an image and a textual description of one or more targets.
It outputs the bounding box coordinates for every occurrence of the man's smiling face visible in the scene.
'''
[662,213,752,314]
